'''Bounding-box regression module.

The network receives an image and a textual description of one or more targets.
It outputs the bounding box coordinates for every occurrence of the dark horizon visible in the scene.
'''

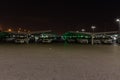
[0,1,120,33]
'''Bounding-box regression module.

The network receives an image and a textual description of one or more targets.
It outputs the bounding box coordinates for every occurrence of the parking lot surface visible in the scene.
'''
[0,43,120,80]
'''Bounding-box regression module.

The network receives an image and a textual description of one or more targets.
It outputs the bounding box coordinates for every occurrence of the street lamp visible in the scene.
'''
[91,26,96,32]
[8,28,12,32]
[81,29,85,32]
[116,19,120,22]
[116,18,120,34]
[91,26,96,45]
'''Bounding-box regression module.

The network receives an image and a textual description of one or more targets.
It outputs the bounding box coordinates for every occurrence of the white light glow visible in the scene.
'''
[81,29,85,32]
[113,37,117,40]
[116,19,120,22]
[91,26,96,29]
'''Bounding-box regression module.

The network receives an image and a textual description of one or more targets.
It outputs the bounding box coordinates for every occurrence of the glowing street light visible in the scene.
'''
[81,29,85,32]
[76,31,79,33]
[116,19,120,22]
[91,26,96,32]
[116,18,120,34]
[8,29,12,32]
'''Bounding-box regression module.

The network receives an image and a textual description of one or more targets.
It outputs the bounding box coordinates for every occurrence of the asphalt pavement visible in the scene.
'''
[0,43,120,80]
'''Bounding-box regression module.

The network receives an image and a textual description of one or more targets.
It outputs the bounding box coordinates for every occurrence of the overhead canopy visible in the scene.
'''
[62,32,91,40]
[41,32,58,38]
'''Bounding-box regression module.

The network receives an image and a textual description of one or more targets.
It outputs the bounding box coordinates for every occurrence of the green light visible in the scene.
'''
[81,36,83,37]
[78,36,80,38]
[85,36,89,38]
[70,36,72,38]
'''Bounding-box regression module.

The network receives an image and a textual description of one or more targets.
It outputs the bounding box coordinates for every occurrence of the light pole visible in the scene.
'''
[91,26,96,45]
[116,18,120,35]
[91,26,96,32]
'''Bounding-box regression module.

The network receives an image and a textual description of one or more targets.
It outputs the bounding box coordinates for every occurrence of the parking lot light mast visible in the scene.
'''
[91,26,96,32]
[91,26,96,45]
[116,18,120,35]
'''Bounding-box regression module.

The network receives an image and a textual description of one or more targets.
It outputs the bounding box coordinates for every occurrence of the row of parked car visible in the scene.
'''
[61,37,113,44]
[0,31,119,44]
[0,32,59,44]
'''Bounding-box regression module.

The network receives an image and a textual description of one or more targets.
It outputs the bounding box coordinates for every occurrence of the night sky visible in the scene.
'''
[0,0,120,34]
